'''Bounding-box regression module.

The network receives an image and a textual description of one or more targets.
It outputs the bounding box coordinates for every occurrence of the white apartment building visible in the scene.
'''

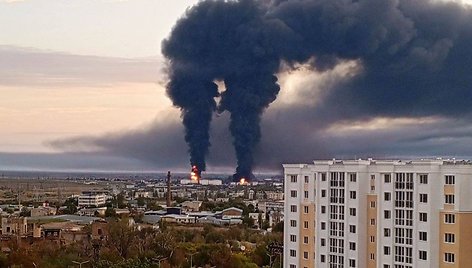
[78,191,107,208]
[284,159,472,268]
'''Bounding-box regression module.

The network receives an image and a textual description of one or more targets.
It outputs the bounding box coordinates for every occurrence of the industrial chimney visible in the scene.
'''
[166,171,172,207]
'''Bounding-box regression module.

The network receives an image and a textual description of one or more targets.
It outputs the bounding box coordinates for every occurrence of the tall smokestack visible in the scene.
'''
[166,171,172,207]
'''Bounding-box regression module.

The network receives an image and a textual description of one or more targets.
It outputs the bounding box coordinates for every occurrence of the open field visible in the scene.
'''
[0,177,111,204]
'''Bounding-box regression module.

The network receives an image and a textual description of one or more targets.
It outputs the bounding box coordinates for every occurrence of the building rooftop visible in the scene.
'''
[284,158,472,167]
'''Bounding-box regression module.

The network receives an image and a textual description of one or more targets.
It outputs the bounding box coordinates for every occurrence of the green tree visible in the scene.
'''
[137,197,145,207]
[19,207,31,217]
[105,207,117,218]
[116,193,126,209]
[242,216,255,228]
[62,197,78,214]
[272,221,284,233]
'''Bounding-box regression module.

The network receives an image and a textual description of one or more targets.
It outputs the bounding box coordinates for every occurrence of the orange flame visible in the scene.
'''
[191,166,200,181]
[239,178,247,185]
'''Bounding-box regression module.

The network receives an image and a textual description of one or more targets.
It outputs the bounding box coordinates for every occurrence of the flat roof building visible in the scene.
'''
[78,191,106,208]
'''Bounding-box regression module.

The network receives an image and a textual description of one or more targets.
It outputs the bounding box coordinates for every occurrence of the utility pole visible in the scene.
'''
[188,252,197,268]
[72,260,90,268]
[152,256,167,268]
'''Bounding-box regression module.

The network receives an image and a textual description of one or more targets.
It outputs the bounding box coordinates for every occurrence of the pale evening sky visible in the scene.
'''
[0,0,197,153]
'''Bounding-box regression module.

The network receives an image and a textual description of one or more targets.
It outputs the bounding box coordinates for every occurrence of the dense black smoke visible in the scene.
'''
[162,0,281,179]
[162,0,472,180]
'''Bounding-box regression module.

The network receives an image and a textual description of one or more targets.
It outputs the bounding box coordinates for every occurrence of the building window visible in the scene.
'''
[350,191,357,199]
[445,194,455,204]
[321,206,326,214]
[420,174,428,184]
[445,233,455,243]
[384,228,391,237]
[384,192,391,201]
[349,225,356,233]
[384,246,391,255]
[350,208,356,216]
[384,174,391,183]
[290,265,296,268]
[370,219,376,225]
[370,201,376,208]
[321,173,327,181]
[290,220,297,227]
[304,176,309,183]
[349,242,356,250]
[419,212,427,222]
[384,265,390,268]
[321,222,326,230]
[384,210,391,219]
[370,253,375,260]
[419,250,427,260]
[303,251,308,259]
[290,249,296,257]
[445,213,455,223]
[320,255,326,263]
[304,221,308,229]
[290,234,296,242]
[290,205,297,212]
[290,175,297,183]
[350,173,357,182]
[420,194,428,203]
[419,231,427,241]
[370,236,375,242]
[321,238,326,246]
[444,252,455,263]
[303,236,308,244]
[321,190,326,197]
[349,259,356,267]
[304,206,309,213]
[445,175,455,185]
[290,190,297,198]
[304,191,309,199]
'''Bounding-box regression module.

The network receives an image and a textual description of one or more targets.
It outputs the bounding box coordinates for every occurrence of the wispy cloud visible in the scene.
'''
[0,46,162,87]
[0,0,25,3]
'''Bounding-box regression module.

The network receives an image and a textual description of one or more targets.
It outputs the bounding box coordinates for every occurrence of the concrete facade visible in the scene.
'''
[284,159,472,268]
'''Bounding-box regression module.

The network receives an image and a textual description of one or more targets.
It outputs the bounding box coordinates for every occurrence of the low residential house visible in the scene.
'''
[181,201,202,212]
[42,222,88,244]
[249,212,266,227]
[115,208,131,216]
[91,220,108,240]
[153,187,167,198]
[134,191,152,198]
[268,210,283,227]
[31,206,57,217]
[77,207,107,217]
[1,217,27,236]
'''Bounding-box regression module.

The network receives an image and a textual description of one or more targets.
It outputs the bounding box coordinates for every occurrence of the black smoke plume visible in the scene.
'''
[163,0,472,180]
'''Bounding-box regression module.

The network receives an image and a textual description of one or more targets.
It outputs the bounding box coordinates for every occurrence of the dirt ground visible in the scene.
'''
[0,177,113,204]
